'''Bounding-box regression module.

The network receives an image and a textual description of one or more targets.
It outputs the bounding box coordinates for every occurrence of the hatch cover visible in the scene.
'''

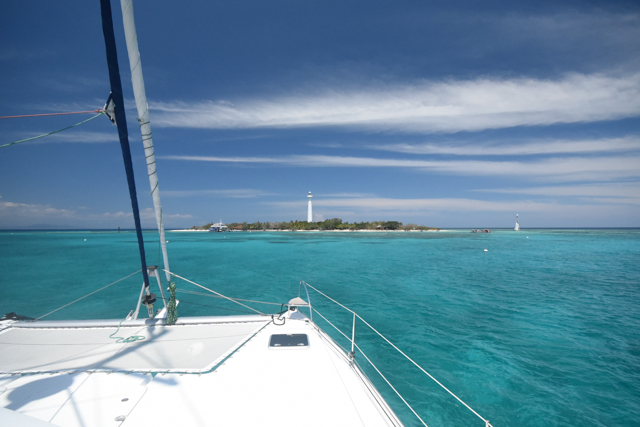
[269,334,308,347]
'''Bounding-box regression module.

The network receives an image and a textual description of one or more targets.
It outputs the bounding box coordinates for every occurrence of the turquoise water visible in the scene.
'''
[1,229,639,426]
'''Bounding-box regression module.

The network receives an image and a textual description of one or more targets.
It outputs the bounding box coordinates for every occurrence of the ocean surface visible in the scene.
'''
[1,229,639,426]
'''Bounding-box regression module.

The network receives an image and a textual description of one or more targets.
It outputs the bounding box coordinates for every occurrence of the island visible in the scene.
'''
[186,219,439,232]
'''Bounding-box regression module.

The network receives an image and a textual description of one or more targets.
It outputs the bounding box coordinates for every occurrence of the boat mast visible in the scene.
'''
[99,0,150,290]
[119,0,171,285]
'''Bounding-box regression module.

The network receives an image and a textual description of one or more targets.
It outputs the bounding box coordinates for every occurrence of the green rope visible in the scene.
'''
[109,319,146,343]
[0,112,104,149]
[166,282,178,325]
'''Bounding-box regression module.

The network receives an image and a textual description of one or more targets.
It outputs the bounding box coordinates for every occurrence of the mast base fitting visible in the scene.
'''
[142,293,157,319]
[142,293,157,306]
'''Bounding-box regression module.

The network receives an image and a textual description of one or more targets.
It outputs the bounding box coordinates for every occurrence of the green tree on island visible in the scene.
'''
[192,218,438,231]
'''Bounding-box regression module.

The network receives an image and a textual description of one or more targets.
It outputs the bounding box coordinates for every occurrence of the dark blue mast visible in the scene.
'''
[99,0,150,290]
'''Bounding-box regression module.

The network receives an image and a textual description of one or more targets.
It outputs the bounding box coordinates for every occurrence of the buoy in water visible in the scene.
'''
[483,249,488,252]
[84,239,87,241]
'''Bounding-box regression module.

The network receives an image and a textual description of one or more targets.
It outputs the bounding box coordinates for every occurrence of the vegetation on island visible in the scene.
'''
[190,218,438,231]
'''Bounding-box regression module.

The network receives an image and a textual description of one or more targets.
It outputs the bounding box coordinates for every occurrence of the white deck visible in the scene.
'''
[0,311,403,426]
[0,320,266,373]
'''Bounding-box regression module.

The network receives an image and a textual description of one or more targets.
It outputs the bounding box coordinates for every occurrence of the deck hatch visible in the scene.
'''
[269,333,308,347]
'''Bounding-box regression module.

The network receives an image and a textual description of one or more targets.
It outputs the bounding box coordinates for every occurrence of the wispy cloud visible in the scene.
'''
[475,182,640,204]
[0,196,191,227]
[92,209,192,221]
[161,189,274,198]
[138,208,192,220]
[162,154,640,182]
[0,198,75,218]
[267,195,640,227]
[370,136,640,156]
[268,196,639,227]
[151,73,640,133]
[0,47,57,62]
[38,77,106,93]
[271,197,569,212]
[28,131,117,144]
[495,12,640,70]
[316,192,377,198]
[26,99,112,114]
[98,211,131,219]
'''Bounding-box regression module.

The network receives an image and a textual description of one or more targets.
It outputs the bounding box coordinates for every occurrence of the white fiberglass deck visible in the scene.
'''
[0,317,267,373]
[0,312,403,426]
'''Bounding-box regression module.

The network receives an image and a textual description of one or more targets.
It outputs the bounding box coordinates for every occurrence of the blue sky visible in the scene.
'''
[1,0,639,229]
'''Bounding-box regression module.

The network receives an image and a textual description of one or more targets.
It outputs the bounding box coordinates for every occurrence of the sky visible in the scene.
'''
[1,0,639,229]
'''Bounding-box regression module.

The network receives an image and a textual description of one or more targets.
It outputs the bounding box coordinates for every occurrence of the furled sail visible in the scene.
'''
[120,0,171,284]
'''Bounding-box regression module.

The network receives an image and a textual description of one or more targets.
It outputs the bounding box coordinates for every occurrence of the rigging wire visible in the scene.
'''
[175,289,283,306]
[0,112,105,149]
[305,281,494,427]
[36,270,141,320]
[163,270,265,315]
[175,299,259,315]
[311,307,407,426]
[0,110,103,119]
[353,341,429,427]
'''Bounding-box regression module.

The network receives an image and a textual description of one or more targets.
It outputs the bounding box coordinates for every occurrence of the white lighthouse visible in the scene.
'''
[307,191,313,222]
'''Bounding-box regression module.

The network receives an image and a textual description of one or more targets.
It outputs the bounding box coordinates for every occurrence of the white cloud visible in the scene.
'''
[150,73,640,133]
[267,195,640,227]
[316,192,377,198]
[138,208,192,220]
[272,197,552,212]
[475,183,640,205]
[162,154,640,182]
[105,208,192,221]
[43,131,117,144]
[162,189,274,198]
[98,211,131,219]
[0,197,191,228]
[0,199,75,217]
[0,47,58,62]
[476,182,640,198]
[29,100,108,114]
[370,136,640,156]
[497,12,640,69]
